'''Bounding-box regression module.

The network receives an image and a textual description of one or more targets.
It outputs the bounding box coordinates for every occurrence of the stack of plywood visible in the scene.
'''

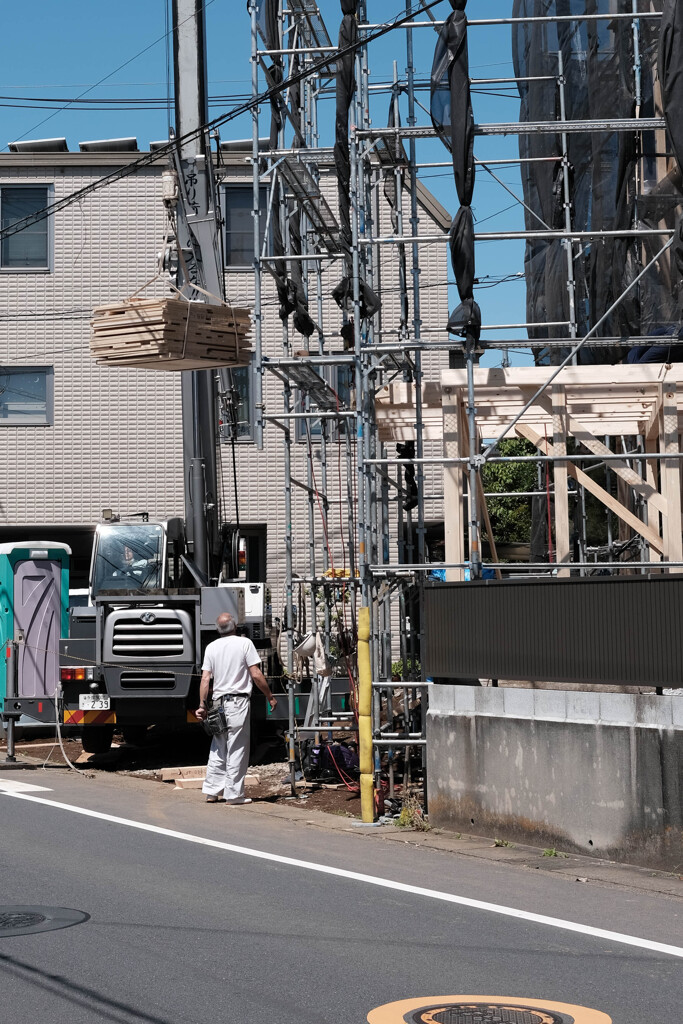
[90,297,252,370]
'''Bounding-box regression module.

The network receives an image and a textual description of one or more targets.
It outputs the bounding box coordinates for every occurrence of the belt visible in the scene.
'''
[216,693,248,701]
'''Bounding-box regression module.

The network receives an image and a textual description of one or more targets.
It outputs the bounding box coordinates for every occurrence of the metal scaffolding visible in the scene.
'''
[245,0,683,808]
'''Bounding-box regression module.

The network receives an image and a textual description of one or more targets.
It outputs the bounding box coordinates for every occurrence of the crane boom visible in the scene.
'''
[172,0,226,579]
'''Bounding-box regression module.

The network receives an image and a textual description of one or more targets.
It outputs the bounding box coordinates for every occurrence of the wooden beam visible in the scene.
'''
[661,385,683,569]
[526,391,669,517]
[515,424,665,555]
[642,386,664,441]
[442,386,465,582]
[645,434,661,565]
[460,405,502,580]
[552,385,571,577]
[442,363,683,389]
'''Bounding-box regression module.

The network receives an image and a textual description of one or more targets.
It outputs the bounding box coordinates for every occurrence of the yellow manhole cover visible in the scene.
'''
[367,997,612,1024]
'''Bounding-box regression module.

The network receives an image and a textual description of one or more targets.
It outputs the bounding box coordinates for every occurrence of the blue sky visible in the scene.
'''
[0,0,531,364]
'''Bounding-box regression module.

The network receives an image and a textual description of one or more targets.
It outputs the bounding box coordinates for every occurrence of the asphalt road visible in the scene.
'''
[0,769,680,1024]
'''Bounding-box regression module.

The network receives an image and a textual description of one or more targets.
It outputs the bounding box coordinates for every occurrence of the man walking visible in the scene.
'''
[196,613,277,805]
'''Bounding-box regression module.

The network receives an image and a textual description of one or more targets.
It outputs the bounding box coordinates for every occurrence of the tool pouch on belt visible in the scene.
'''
[203,702,228,737]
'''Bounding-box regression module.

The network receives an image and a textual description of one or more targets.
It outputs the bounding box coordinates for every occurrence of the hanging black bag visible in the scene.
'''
[203,702,228,737]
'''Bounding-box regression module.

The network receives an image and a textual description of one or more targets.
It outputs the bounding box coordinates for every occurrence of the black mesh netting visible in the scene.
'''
[512,0,683,364]
[333,0,380,324]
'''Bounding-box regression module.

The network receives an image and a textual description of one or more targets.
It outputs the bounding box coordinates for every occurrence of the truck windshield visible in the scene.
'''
[91,524,164,596]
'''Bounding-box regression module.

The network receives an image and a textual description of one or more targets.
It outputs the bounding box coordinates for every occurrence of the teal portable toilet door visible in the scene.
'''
[14,559,62,699]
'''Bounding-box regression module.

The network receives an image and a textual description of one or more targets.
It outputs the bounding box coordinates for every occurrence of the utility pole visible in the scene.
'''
[172,0,224,578]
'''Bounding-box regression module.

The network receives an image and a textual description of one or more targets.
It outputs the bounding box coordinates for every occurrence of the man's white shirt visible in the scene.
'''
[201,635,261,696]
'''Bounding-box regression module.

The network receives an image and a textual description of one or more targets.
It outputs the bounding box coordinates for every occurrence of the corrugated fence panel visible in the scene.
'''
[423,576,683,686]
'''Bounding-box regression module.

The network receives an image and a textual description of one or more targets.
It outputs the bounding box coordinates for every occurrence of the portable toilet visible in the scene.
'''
[0,542,70,724]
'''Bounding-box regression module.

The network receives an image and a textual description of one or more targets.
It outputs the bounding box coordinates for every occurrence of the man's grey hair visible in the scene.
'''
[216,613,236,636]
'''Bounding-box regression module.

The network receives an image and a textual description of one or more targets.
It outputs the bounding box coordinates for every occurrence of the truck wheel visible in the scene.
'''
[122,725,148,746]
[81,725,114,754]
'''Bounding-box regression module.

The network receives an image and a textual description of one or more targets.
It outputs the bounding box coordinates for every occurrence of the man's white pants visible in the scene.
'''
[202,695,251,801]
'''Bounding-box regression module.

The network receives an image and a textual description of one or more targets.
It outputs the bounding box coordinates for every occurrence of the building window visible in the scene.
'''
[223,185,268,268]
[220,364,253,442]
[296,365,353,442]
[0,186,50,269]
[0,366,53,425]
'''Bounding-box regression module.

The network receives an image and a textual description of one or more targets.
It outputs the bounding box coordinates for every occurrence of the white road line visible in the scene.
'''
[0,779,52,794]
[4,790,683,960]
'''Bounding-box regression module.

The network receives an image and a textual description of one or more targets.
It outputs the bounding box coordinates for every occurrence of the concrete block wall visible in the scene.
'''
[427,688,683,871]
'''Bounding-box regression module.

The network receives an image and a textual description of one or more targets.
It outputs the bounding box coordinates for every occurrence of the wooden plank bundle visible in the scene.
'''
[90,297,252,370]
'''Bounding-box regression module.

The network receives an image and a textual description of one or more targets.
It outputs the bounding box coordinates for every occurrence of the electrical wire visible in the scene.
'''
[4,0,219,152]
[326,743,360,792]
[0,94,252,111]
[52,684,90,774]
[0,0,445,245]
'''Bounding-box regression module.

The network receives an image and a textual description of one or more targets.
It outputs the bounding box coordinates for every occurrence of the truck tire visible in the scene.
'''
[122,725,148,746]
[81,724,114,754]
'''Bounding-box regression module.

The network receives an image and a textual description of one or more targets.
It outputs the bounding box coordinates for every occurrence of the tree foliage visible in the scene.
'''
[481,437,538,544]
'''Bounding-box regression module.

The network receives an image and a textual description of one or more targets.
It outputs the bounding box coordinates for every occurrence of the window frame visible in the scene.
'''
[0,365,54,426]
[295,364,353,444]
[220,361,255,443]
[222,183,270,270]
[0,183,53,273]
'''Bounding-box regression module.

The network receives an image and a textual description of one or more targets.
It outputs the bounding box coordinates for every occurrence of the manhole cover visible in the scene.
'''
[0,906,89,937]
[367,998,612,1024]
[411,1007,571,1024]
[0,912,46,930]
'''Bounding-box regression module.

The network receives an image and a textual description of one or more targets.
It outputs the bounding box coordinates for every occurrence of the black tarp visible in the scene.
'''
[660,0,683,171]
[659,0,683,291]
[430,1,475,206]
[382,95,409,334]
[257,1,293,321]
[513,0,682,362]
[332,0,379,328]
[256,0,313,337]
[335,5,357,267]
[430,0,480,340]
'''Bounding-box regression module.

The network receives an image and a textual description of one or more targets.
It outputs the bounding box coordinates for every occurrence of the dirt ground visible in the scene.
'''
[0,730,373,818]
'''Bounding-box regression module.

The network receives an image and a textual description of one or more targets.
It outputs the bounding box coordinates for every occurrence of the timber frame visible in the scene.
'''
[376,364,683,579]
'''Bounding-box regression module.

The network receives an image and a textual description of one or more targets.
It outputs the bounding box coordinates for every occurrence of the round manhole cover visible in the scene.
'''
[368,997,612,1024]
[0,906,89,938]
[410,1007,571,1024]
[0,912,46,930]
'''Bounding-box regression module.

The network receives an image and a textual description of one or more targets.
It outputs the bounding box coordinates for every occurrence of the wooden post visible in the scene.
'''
[661,385,683,570]
[645,434,661,566]
[552,384,570,576]
[443,386,465,581]
[460,406,502,580]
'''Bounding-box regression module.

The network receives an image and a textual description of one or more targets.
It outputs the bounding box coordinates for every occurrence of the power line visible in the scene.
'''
[0,0,445,244]
[4,0,218,152]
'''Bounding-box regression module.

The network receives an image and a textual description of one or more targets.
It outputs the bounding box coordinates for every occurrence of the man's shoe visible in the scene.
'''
[206,795,220,803]
[226,797,252,805]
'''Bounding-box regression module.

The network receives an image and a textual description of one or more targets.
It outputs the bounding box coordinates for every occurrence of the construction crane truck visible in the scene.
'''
[60,515,272,752]
[58,0,277,753]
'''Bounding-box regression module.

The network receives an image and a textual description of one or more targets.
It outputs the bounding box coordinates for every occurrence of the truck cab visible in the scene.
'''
[59,517,271,753]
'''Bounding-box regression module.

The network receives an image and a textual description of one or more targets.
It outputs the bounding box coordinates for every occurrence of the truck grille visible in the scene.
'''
[120,672,176,689]
[104,609,193,662]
